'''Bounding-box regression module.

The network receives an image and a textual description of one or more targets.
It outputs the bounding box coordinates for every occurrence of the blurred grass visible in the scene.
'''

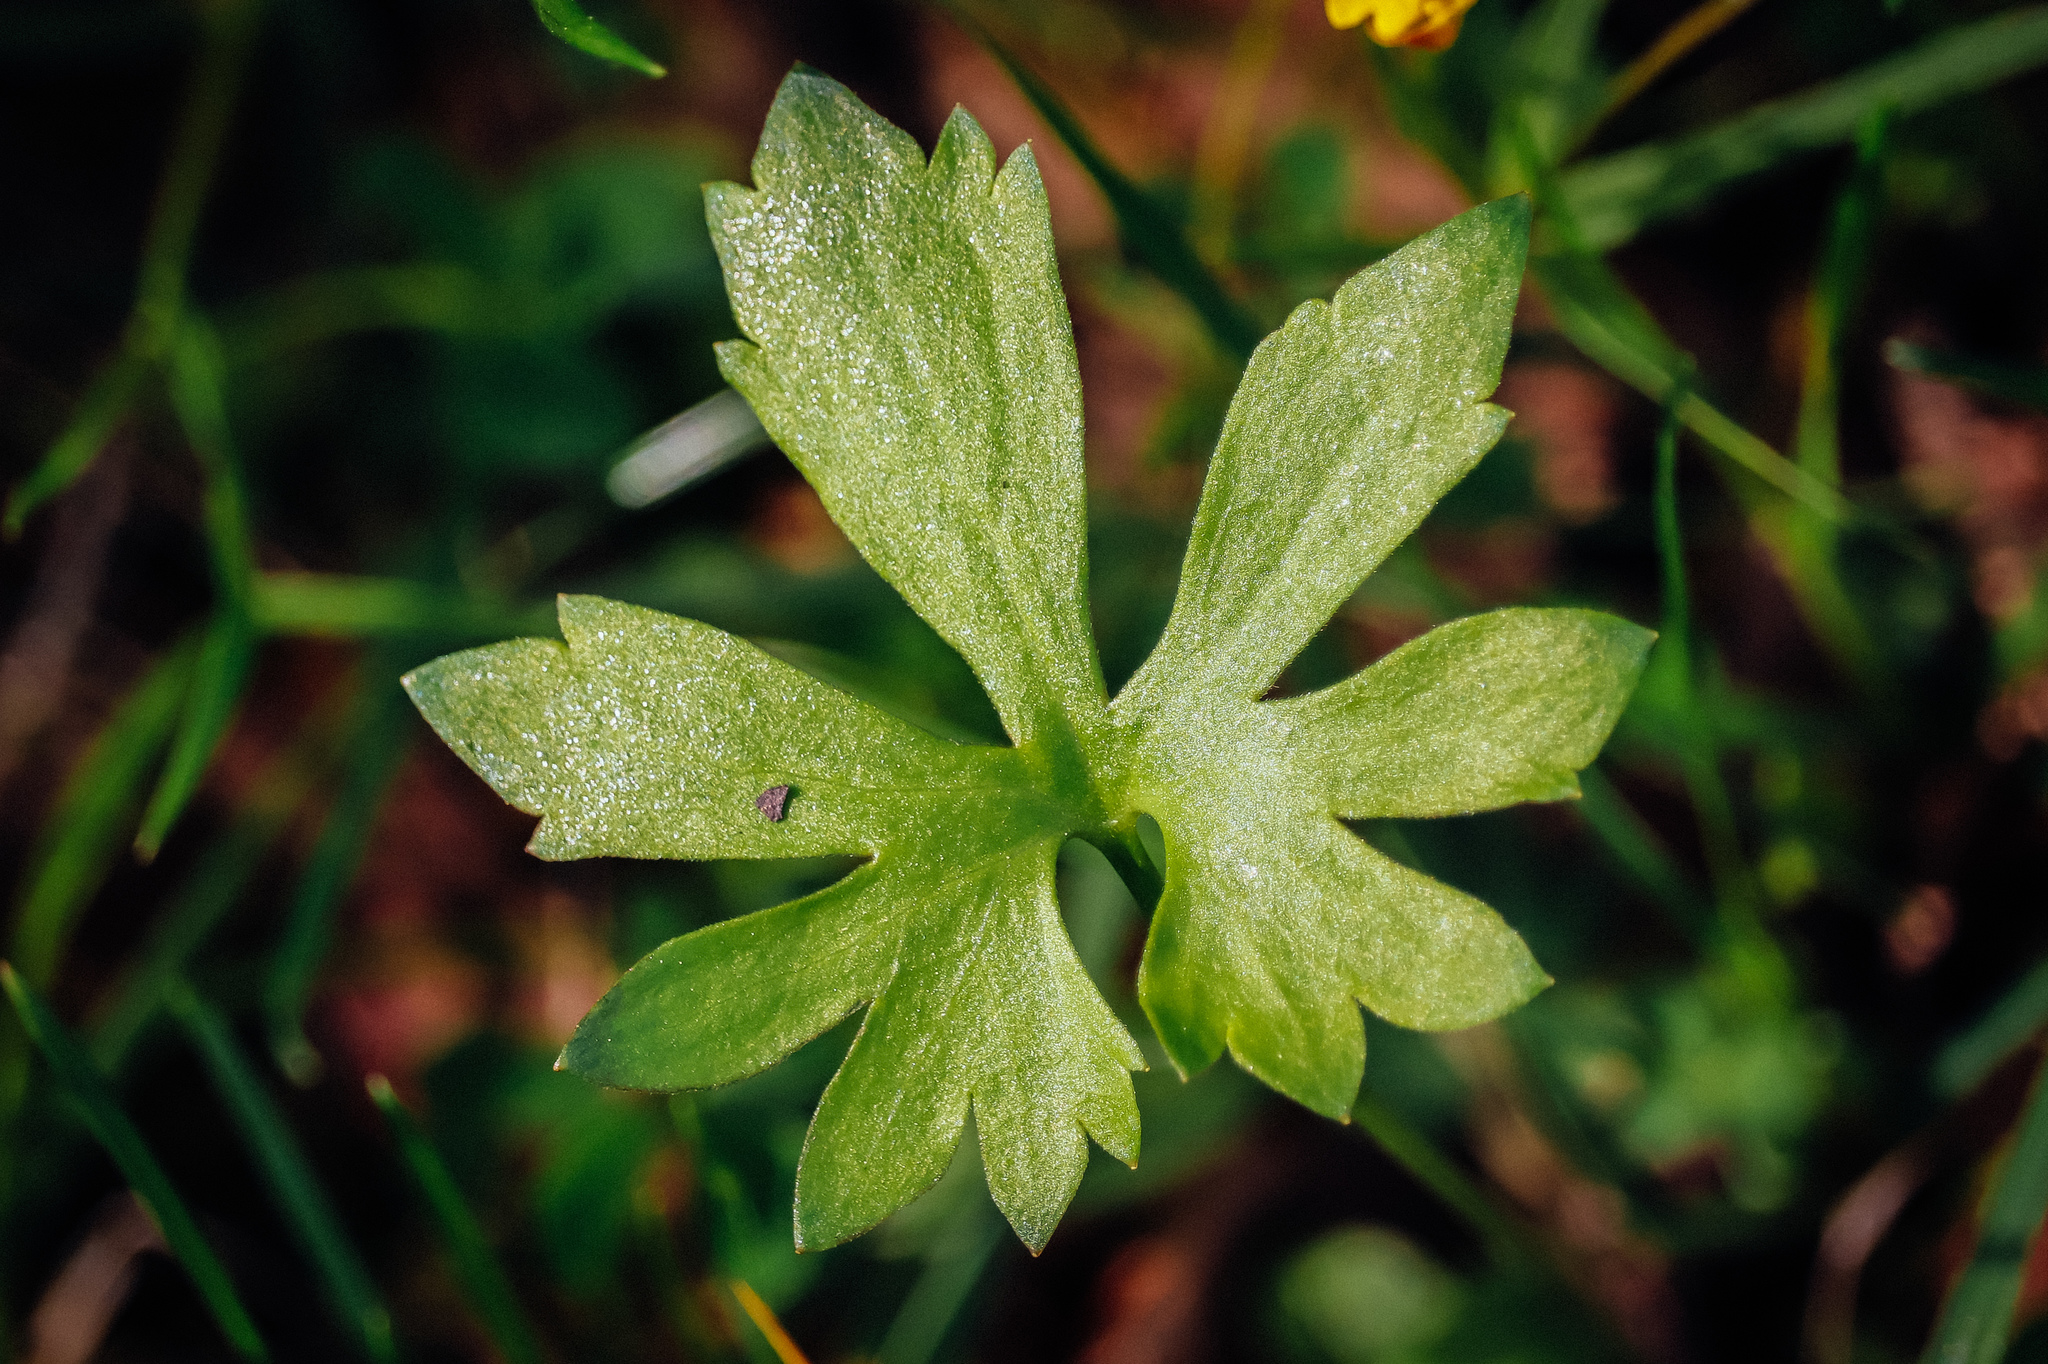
[365,1073,545,1364]
[1921,1054,2048,1364]
[8,0,2048,1358]
[169,981,395,1362]
[3,964,269,1361]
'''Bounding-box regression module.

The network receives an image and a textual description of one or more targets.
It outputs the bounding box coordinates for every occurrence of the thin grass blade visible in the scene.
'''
[531,0,665,76]
[265,682,410,1082]
[0,0,261,534]
[1559,7,2048,250]
[1885,339,2048,412]
[1766,111,1890,689]
[1572,765,1713,945]
[874,1208,1001,1364]
[134,608,255,861]
[959,11,1264,360]
[3,346,152,540]
[249,572,545,639]
[168,982,395,1361]
[1919,1054,2048,1364]
[220,263,492,362]
[1936,957,2048,1100]
[1530,250,1848,520]
[95,695,341,1070]
[1351,1090,1532,1271]
[136,315,263,860]
[168,316,256,606]
[364,1074,544,1364]
[12,637,197,988]
[2,963,269,1361]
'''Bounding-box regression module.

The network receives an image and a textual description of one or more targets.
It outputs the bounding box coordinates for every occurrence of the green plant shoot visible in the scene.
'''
[403,69,1651,1255]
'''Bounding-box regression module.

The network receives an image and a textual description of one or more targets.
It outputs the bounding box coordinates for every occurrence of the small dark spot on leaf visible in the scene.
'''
[755,784,791,821]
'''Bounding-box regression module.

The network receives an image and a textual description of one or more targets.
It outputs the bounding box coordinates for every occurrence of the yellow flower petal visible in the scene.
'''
[1328,0,1476,47]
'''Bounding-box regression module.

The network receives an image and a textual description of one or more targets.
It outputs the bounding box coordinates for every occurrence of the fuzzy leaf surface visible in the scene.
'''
[405,69,1651,1254]
[406,595,1140,1252]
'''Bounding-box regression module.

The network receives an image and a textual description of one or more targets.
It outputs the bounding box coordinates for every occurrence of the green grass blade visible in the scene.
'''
[364,1074,545,1364]
[2,963,269,1361]
[1510,115,1851,523]
[134,607,256,861]
[960,13,1264,361]
[12,637,197,988]
[875,1204,1002,1364]
[2,344,152,540]
[1935,957,2048,1099]
[1920,1054,2048,1364]
[1530,249,1848,520]
[1572,765,1713,944]
[136,314,263,860]
[1797,113,1890,488]
[1652,392,1750,907]
[95,715,333,1070]
[0,0,261,535]
[1769,112,1890,689]
[250,572,544,639]
[168,315,257,608]
[168,982,395,1361]
[1885,339,2048,412]
[531,0,665,76]
[1352,1090,1532,1271]
[265,684,410,1081]
[1559,7,2048,250]
[219,264,493,362]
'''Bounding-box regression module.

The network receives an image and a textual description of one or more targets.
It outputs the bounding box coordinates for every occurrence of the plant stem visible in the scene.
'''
[731,1279,813,1364]
[1352,1091,1532,1271]
[1653,394,1753,916]
[1598,0,1761,129]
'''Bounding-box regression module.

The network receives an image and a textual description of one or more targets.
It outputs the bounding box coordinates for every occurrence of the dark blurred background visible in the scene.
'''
[7,0,2048,1361]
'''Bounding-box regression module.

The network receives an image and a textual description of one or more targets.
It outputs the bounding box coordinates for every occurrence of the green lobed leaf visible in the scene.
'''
[1122,197,1527,701]
[708,69,1106,751]
[408,595,1141,1251]
[405,70,1651,1253]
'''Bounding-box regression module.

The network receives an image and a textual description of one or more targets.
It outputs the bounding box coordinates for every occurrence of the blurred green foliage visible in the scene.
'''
[6,0,2048,1361]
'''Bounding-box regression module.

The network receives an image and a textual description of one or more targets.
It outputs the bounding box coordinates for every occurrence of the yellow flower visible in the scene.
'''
[1326,0,1474,49]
